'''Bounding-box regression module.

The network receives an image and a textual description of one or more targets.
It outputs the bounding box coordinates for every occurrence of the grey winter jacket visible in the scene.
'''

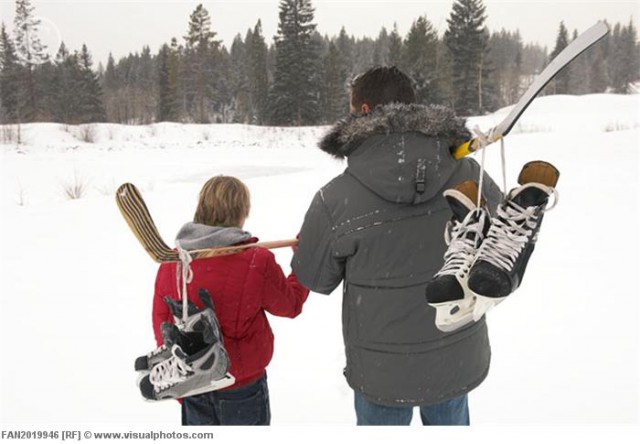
[291,103,503,407]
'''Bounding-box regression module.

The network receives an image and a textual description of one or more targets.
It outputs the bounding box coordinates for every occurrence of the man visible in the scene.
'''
[292,66,502,425]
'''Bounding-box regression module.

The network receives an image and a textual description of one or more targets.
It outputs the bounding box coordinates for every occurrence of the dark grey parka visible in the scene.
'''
[292,103,503,407]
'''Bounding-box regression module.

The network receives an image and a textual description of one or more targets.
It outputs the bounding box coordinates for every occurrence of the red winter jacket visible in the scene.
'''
[152,244,309,390]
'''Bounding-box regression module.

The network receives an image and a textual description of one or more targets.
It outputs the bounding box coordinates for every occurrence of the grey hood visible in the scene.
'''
[319,103,471,205]
[175,223,251,251]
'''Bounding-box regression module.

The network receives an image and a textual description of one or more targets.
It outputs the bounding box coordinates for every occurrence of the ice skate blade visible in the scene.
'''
[182,373,236,398]
[472,295,506,321]
[141,373,236,402]
[429,299,475,333]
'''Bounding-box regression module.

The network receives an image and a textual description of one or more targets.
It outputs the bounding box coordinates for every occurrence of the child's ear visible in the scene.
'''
[361,103,370,114]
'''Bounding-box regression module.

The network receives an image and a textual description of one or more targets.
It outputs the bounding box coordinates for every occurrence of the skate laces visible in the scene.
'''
[436,208,487,277]
[175,241,194,325]
[476,198,543,272]
[149,351,193,392]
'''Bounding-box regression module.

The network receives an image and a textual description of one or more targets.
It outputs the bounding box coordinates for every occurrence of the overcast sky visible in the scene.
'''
[1,0,638,66]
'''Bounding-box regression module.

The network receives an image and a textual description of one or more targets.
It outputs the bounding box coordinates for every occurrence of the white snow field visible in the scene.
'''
[1,94,638,437]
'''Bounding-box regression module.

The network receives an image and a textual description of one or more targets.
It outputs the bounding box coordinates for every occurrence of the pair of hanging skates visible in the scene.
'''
[135,289,235,400]
[426,160,560,332]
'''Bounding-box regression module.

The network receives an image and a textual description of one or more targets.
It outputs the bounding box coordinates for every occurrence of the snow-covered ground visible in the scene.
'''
[1,94,638,437]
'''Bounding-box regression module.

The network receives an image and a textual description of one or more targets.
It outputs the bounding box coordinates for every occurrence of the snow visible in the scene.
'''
[1,94,638,439]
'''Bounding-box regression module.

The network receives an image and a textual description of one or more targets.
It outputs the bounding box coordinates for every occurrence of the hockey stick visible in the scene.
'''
[116,183,297,263]
[452,21,609,160]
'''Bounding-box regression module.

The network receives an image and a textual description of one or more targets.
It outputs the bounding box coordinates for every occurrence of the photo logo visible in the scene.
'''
[13,16,62,65]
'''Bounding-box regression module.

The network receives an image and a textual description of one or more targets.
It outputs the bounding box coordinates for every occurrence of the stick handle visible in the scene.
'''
[189,239,299,259]
[452,132,503,160]
[451,139,476,160]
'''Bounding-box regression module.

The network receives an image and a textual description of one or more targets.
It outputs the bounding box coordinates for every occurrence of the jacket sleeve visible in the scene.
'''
[151,264,174,346]
[261,250,310,318]
[291,190,345,295]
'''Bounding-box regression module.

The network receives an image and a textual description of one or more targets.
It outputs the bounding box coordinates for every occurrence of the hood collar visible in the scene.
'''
[175,223,252,251]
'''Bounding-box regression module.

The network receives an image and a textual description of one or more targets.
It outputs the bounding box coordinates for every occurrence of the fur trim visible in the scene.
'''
[319,103,470,159]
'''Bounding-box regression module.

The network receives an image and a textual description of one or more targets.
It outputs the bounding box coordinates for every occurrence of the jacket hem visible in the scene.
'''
[350,359,491,408]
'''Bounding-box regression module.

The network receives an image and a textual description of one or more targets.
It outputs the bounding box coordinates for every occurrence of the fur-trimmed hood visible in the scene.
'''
[319,103,470,159]
[319,103,471,205]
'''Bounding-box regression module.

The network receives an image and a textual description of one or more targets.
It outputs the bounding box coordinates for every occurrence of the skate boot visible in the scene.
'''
[468,161,559,320]
[134,289,220,373]
[138,310,235,401]
[426,181,490,332]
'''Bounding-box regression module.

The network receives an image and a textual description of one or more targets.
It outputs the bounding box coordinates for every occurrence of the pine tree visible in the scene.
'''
[567,29,590,94]
[13,0,49,121]
[269,0,321,125]
[373,27,389,66]
[247,20,269,124]
[168,39,181,121]
[103,53,117,91]
[0,25,5,72]
[157,44,179,121]
[213,50,232,123]
[402,16,439,104]
[488,29,524,106]
[332,28,351,112]
[78,44,106,122]
[136,45,157,123]
[588,36,608,93]
[387,23,403,68]
[435,39,454,106]
[36,55,57,122]
[13,0,48,66]
[549,21,570,94]
[352,36,376,76]
[101,53,118,121]
[444,0,490,114]
[50,42,80,123]
[184,3,221,123]
[479,28,500,111]
[610,20,639,93]
[336,27,354,79]
[167,38,189,122]
[230,34,250,123]
[323,42,345,122]
[0,23,24,123]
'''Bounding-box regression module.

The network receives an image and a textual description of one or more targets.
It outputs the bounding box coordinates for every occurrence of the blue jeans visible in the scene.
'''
[354,392,470,426]
[181,374,270,426]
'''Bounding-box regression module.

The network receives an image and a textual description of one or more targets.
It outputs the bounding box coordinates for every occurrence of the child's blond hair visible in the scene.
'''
[194,176,250,227]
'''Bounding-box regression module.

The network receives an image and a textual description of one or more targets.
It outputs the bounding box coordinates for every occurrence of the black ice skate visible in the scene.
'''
[138,305,235,401]
[468,161,559,320]
[134,289,220,373]
[426,181,490,332]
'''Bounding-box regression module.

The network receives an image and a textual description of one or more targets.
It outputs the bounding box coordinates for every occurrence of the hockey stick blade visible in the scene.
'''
[116,183,298,263]
[116,183,177,262]
[452,21,609,159]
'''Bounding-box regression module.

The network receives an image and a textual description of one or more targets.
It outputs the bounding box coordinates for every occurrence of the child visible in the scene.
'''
[151,175,309,425]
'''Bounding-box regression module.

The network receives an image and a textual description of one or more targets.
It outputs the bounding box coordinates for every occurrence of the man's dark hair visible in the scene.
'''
[350,66,416,111]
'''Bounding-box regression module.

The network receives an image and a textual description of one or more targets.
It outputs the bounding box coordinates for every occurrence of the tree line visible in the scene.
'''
[1,0,638,127]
